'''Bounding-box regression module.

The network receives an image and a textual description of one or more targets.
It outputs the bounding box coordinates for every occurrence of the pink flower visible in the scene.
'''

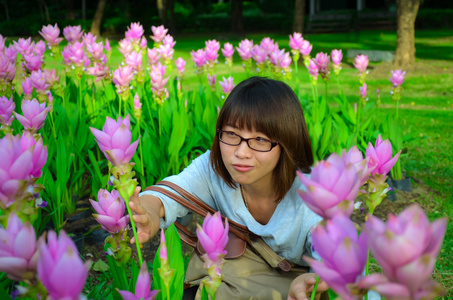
[252,46,267,64]
[307,59,319,77]
[314,52,330,70]
[331,49,343,66]
[118,38,133,57]
[236,39,254,60]
[0,133,47,207]
[90,189,130,234]
[125,22,144,41]
[205,39,220,62]
[297,152,361,219]
[125,51,143,70]
[62,42,85,66]
[150,25,168,43]
[40,24,63,46]
[354,54,369,73]
[190,49,206,68]
[207,73,216,88]
[14,37,34,56]
[0,34,6,52]
[366,134,401,176]
[112,65,134,88]
[0,213,40,281]
[289,32,304,50]
[14,99,50,133]
[341,146,373,186]
[23,54,44,72]
[147,48,161,65]
[87,63,109,82]
[150,63,169,95]
[300,40,313,56]
[221,42,235,59]
[162,34,176,48]
[82,32,97,45]
[219,76,235,94]
[86,41,105,61]
[37,230,89,300]
[260,37,277,54]
[63,25,84,43]
[22,77,33,96]
[160,229,168,261]
[140,36,148,49]
[360,83,367,98]
[157,44,174,60]
[175,57,186,75]
[269,48,284,66]
[279,51,292,69]
[0,95,15,126]
[304,214,367,300]
[196,212,229,265]
[358,204,447,299]
[105,38,111,52]
[30,70,49,92]
[134,94,142,110]
[117,261,159,300]
[33,40,46,57]
[390,69,406,87]
[89,114,139,167]
[44,69,60,86]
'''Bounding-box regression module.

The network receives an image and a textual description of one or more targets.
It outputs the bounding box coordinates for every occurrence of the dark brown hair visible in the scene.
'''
[210,76,313,201]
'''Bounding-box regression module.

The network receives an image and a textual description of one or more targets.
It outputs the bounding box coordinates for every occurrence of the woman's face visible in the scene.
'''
[220,125,281,189]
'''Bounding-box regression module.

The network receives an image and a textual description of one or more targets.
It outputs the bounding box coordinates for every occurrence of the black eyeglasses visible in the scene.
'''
[217,130,279,152]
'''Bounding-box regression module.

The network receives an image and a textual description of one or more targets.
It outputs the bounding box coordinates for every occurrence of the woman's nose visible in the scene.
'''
[235,140,252,158]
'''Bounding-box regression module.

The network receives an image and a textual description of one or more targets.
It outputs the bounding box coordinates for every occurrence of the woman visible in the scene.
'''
[129,76,328,299]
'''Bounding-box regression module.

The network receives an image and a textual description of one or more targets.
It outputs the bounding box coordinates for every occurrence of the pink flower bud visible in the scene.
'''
[390,69,406,87]
[39,24,63,46]
[307,59,319,77]
[63,25,84,43]
[162,34,176,48]
[175,57,186,75]
[89,114,139,167]
[117,261,159,300]
[147,48,161,65]
[0,213,40,281]
[289,32,304,50]
[190,49,206,67]
[252,46,267,64]
[219,76,235,94]
[105,38,111,52]
[0,96,15,126]
[90,189,130,234]
[14,37,34,56]
[305,214,367,300]
[118,38,133,57]
[236,39,254,60]
[358,204,447,299]
[157,44,174,60]
[297,152,361,219]
[341,145,372,186]
[360,83,367,98]
[300,40,313,56]
[140,36,148,49]
[21,77,33,95]
[14,99,50,133]
[125,22,144,41]
[133,94,142,110]
[30,70,49,92]
[196,212,229,264]
[37,230,89,300]
[366,134,401,176]
[221,42,235,59]
[314,52,330,70]
[125,51,143,70]
[112,65,134,88]
[331,49,343,66]
[354,54,369,74]
[150,25,168,43]
[23,54,43,72]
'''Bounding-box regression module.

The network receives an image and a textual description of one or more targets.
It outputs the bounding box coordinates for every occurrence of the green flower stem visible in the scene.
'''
[336,75,343,96]
[49,110,58,142]
[78,78,83,124]
[124,199,143,266]
[365,250,370,300]
[119,96,122,117]
[310,275,320,300]
[138,118,145,179]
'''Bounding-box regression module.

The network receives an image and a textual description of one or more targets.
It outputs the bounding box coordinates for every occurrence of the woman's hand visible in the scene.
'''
[288,273,329,300]
[128,186,163,244]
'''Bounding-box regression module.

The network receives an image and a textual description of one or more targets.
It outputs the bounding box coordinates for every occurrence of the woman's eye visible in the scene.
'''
[255,137,267,142]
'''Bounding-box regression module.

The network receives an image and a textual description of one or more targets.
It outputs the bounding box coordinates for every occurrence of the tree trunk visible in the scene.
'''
[394,0,421,69]
[66,0,74,20]
[157,0,167,25]
[90,0,107,37]
[167,0,176,34]
[3,0,9,21]
[37,0,50,22]
[293,0,306,33]
[231,0,243,34]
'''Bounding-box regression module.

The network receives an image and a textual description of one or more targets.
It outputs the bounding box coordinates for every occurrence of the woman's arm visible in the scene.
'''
[129,186,165,244]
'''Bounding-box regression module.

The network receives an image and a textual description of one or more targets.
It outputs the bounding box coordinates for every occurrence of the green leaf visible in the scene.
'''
[93,259,110,272]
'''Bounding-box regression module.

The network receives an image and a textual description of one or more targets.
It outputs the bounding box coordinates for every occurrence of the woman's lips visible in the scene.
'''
[232,164,254,172]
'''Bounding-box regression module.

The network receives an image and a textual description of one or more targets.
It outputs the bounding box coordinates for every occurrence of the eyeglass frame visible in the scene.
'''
[216,129,279,152]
